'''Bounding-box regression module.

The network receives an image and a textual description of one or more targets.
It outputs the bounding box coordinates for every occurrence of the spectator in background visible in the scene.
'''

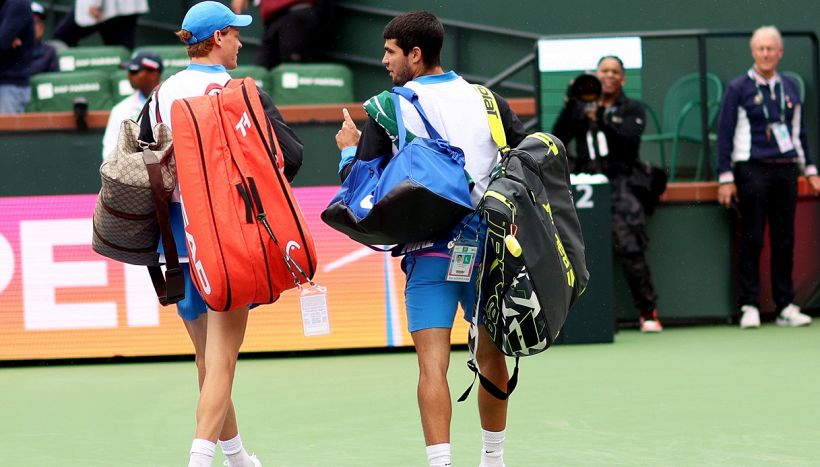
[716,25,820,329]
[231,0,321,69]
[101,51,162,160]
[30,2,59,75]
[52,0,149,51]
[0,0,35,114]
[552,55,664,333]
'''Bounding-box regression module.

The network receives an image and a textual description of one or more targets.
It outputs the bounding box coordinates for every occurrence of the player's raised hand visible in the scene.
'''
[336,108,361,150]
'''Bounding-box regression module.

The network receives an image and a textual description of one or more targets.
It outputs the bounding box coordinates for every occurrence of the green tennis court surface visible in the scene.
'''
[2,324,818,466]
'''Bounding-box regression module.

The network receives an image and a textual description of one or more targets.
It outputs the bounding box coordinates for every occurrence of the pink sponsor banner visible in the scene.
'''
[0,189,468,361]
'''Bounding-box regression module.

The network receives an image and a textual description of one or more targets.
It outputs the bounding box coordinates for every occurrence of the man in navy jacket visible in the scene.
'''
[0,0,35,114]
[716,26,820,329]
[30,2,59,75]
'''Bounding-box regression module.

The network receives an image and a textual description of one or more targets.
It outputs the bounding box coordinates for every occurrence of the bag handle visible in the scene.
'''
[136,83,165,144]
[137,94,155,144]
[392,87,443,148]
[457,215,519,402]
[458,357,519,402]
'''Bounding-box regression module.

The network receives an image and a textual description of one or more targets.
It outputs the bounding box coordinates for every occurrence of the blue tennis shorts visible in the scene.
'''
[402,254,483,332]
[176,265,208,321]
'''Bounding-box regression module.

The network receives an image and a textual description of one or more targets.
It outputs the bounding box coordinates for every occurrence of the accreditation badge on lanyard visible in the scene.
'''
[757,79,794,153]
[446,241,478,282]
[770,122,794,153]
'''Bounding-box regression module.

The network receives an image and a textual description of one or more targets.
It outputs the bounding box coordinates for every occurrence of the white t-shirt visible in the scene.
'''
[399,72,500,206]
[101,90,144,160]
[149,65,232,129]
[148,65,232,263]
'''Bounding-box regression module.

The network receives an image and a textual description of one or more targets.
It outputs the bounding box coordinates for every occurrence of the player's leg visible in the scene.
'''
[458,245,508,467]
[476,326,508,467]
[178,273,219,466]
[412,327,454,445]
[195,307,249,440]
[404,255,460,467]
[183,316,254,466]
[182,315,216,467]
[184,306,249,467]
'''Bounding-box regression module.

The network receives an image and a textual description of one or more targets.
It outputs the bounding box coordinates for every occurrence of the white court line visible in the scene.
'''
[322,246,378,273]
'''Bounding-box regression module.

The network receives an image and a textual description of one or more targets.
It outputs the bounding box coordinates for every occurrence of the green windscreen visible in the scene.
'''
[57,46,130,73]
[270,63,354,105]
[29,70,114,112]
[230,65,271,91]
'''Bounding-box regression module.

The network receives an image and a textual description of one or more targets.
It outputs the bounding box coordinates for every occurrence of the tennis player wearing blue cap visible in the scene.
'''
[148,2,303,466]
[157,4,255,466]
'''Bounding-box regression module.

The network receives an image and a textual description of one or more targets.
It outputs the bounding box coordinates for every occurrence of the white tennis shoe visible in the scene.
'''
[776,304,812,327]
[740,305,760,329]
[223,453,261,467]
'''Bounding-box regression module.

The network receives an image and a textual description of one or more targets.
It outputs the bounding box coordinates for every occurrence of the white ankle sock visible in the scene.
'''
[188,439,216,467]
[220,434,256,467]
[426,443,452,467]
[480,428,506,466]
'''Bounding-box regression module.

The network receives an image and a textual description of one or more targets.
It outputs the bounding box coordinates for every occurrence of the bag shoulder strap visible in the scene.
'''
[473,84,509,155]
[204,77,240,95]
[391,86,443,148]
[143,148,184,305]
[135,83,184,305]
[224,77,248,89]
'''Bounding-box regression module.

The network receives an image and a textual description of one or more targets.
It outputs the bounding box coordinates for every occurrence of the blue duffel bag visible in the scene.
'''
[321,87,473,246]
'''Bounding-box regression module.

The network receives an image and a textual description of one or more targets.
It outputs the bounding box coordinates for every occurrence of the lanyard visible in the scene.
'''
[754,78,785,124]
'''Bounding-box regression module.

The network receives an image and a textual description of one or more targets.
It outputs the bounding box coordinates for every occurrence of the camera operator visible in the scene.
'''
[552,55,663,333]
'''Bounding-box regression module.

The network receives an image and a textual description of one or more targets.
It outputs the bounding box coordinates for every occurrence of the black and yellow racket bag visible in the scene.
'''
[460,132,588,401]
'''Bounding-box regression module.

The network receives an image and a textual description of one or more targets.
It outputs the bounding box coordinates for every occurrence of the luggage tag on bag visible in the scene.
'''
[300,284,331,336]
[446,240,478,283]
[769,122,795,153]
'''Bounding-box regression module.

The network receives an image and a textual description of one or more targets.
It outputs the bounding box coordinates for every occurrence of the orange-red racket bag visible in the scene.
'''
[171,77,316,311]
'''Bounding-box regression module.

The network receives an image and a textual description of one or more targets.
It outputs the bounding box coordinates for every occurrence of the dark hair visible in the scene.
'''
[383,11,443,68]
[597,55,624,71]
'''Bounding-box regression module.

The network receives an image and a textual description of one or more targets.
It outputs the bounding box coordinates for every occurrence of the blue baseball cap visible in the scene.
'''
[181,1,252,45]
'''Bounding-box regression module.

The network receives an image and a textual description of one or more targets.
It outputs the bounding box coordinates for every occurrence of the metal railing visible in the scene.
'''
[330,2,539,94]
[46,2,819,169]
[328,7,819,171]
